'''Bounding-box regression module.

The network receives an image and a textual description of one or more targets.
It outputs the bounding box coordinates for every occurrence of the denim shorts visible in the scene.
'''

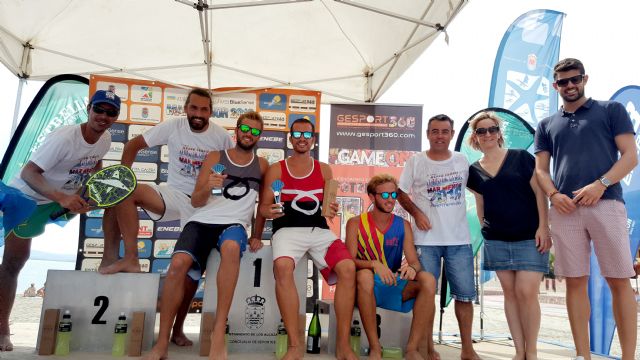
[417,244,476,302]
[482,239,549,273]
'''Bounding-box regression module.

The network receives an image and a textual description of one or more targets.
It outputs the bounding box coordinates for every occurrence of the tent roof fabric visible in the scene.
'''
[0,0,466,103]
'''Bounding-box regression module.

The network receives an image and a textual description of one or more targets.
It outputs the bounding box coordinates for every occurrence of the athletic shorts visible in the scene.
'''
[173,221,247,280]
[144,183,194,226]
[373,274,415,313]
[272,227,352,285]
[417,244,476,302]
[9,202,76,239]
[549,199,634,278]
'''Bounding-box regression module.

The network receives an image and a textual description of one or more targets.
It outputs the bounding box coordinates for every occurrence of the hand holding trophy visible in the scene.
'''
[211,163,226,196]
[271,179,284,215]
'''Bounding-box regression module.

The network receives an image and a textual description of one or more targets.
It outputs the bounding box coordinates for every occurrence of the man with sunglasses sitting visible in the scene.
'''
[535,58,638,360]
[0,90,120,351]
[144,111,267,360]
[260,118,358,360]
[345,174,436,360]
[100,88,232,348]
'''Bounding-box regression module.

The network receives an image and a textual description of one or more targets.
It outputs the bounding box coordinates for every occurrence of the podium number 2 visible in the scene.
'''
[253,258,262,287]
[92,295,109,324]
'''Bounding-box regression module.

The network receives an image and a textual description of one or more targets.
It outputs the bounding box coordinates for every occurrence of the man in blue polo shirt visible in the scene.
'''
[534,58,638,360]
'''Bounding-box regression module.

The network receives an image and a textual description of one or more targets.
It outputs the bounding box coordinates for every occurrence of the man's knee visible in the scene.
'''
[168,254,193,277]
[356,271,374,295]
[335,259,356,279]
[274,258,295,280]
[605,277,633,292]
[417,272,436,297]
[1,241,31,275]
[220,240,241,259]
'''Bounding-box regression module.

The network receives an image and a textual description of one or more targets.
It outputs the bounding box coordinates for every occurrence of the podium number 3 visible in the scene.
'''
[92,295,109,324]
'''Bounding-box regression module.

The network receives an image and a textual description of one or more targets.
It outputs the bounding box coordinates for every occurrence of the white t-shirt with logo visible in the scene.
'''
[398,151,471,246]
[10,125,111,204]
[143,117,233,195]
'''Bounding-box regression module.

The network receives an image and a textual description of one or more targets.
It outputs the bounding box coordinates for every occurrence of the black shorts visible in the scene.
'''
[173,221,247,280]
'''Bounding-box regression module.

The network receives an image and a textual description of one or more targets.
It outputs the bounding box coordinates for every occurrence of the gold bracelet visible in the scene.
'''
[548,190,560,198]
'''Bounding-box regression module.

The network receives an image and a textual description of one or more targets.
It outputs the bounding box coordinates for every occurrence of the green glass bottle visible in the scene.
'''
[349,319,361,355]
[54,310,72,356]
[225,318,229,345]
[111,312,127,356]
[275,318,288,359]
[306,303,321,354]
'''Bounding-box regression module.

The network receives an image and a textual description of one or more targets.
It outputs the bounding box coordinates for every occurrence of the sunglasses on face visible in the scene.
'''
[474,125,500,135]
[555,74,584,87]
[375,191,397,200]
[291,131,313,139]
[238,124,262,136]
[92,105,119,117]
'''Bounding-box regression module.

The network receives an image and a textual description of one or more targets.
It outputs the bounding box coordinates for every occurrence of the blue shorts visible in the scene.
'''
[483,239,549,273]
[373,274,415,313]
[173,221,247,280]
[417,244,476,302]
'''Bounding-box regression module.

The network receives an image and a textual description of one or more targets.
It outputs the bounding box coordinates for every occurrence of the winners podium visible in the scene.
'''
[200,245,308,354]
[37,270,159,354]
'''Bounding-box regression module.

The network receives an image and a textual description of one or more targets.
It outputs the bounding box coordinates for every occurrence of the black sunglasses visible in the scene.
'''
[291,131,313,139]
[238,124,262,136]
[375,191,397,200]
[474,126,500,135]
[92,104,119,117]
[555,74,584,87]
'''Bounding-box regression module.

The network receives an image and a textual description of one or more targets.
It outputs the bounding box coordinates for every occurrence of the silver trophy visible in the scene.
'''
[271,179,284,213]
[211,163,226,196]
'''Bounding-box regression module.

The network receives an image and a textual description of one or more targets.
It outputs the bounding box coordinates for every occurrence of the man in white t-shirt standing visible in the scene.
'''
[398,114,480,360]
[0,90,121,351]
[99,88,232,346]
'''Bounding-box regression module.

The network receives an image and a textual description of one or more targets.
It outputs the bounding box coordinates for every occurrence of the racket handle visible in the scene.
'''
[49,207,71,220]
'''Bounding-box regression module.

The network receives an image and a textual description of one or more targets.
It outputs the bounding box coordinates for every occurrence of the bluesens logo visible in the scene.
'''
[156,220,181,239]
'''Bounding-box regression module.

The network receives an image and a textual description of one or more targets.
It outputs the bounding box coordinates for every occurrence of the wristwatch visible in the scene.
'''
[598,176,612,188]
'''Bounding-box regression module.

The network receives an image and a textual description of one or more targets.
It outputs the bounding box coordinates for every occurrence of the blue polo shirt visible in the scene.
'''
[534,98,635,202]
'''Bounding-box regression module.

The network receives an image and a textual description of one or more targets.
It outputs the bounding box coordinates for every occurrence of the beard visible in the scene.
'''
[560,86,585,103]
[237,139,256,151]
[374,201,393,214]
[187,115,208,131]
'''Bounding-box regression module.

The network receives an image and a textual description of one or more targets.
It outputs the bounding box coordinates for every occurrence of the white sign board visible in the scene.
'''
[37,270,159,353]
[202,246,307,352]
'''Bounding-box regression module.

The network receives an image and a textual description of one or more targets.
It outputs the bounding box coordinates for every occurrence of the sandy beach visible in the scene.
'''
[3,278,638,359]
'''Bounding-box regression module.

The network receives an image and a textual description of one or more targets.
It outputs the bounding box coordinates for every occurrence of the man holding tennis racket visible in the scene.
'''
[99,88,232,347]
[0,90,120,351]
[144,111,267,360]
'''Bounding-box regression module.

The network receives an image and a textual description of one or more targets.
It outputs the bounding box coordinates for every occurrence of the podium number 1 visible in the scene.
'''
[92,295,109,324]
[253,258,262,287]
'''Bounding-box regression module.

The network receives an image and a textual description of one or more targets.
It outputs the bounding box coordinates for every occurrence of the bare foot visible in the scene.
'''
[368,346,382,360]
[208,328,227,360]
[99,258,141,274]
[282,345,302,360]
[336,344,359,360]
[461,349,481,360]
[170,331,193,347]
[426,349,441,360]
[141,344,168,360]
[406,350,426,360]
[0,334,14,351]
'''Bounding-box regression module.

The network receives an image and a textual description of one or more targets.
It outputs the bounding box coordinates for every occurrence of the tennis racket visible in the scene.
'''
[49,164,137,220]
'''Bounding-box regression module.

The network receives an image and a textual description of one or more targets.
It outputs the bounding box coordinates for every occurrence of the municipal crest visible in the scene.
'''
[245,294,266,329]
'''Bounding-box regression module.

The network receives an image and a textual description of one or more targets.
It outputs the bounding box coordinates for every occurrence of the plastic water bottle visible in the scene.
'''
[382,346,403,358]
[275,318,288,359]
[54,310,72,356]
[349,319,361,355]
[306,303,321,354]
[111,312,128,356]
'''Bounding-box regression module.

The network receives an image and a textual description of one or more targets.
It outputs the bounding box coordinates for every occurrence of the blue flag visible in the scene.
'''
[588,86,640,355]
[488,9,564,127]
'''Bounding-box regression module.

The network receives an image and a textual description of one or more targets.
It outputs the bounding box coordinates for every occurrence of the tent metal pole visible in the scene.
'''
[333,0,439,29]
[176,0,311,10]
[10,78,25,137]
[479,248,485,340]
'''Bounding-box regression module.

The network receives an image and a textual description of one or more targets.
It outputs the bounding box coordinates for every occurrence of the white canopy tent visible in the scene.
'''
[0,0,466,109]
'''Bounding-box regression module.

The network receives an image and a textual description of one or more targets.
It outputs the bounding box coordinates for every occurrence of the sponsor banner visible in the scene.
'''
[155,219,182,239]
[135,145,160,163]
[131,85,162,104]
[153,239,177,258]
[288,94,317,113]
[330,104,422,151]
[328,148,415,167]
[108,123,128,142]
[260,111,287,129]
[152,259,171,274]
[128,124,153,140]
[130,104,162,124]
[119,239,153,259]
[257,130,286,149]
[287,114,316,128]
[257,148,285,165]
[159,163,169,182]
[87,209,104,218]
[104,142,124,161]
[160,145,169,162]
[488,9,564,126]
[138,220,154,238]
[83,238,104,258]
[132,162,158,181]
[81,258,102,272]
[85,218,104,238]
[259,93,287,111]
[164,88,189,121]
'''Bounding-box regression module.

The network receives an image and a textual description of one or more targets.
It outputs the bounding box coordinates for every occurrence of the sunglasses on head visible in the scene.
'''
[375,191,397,200]
[92,104,119,117]
[555,74,584,87]
[238,124,262,136]
[291,131,313,139]
[474,125,500,135]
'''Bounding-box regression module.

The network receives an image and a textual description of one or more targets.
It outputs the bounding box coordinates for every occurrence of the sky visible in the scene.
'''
[1,0,640,259]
